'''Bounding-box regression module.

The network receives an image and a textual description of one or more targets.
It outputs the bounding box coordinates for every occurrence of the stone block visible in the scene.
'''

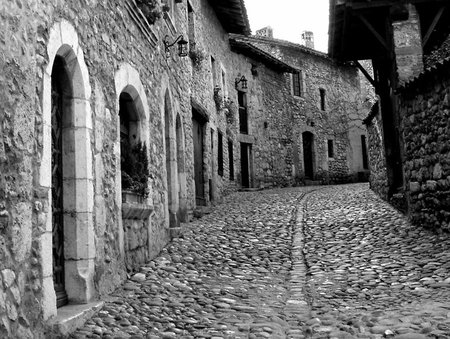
[409,181,420,193]
[426,180,437,191]
[40,231,53,277]
[63,212,95,260]
[1,269,15,289]
[65,258,95,303]
[11,202,32,262]
[62,178,94,213]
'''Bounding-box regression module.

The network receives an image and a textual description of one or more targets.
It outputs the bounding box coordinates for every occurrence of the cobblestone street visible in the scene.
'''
[70,184,450,339]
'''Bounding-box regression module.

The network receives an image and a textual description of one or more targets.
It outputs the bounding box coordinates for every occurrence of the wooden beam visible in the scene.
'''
[354,61,376,87]
[422,6,446,48]
[356,13,390,52]
[349,0,448,10]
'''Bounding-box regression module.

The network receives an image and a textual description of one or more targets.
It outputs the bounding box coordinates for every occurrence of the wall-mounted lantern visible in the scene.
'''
[235,75,248,90]
[163,35,188,58]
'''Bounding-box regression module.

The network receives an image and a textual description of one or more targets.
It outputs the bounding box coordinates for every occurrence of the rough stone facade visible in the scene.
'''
[399,64,450,230]
[0,0,371,336]
[362,3,450,231]
[365,103,389,199]
[232,35,369,187]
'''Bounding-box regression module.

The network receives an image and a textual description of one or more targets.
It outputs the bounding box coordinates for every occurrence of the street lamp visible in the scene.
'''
[163,35,188,58]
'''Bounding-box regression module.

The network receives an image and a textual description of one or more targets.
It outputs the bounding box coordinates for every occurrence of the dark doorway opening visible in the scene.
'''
[302,132,314,179]
[192,110,206,205]
[51,56,69,308]
[240,143,251,188]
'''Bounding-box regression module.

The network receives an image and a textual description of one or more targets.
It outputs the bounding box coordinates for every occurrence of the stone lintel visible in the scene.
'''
[122,203,154,220]
[237,133,255,144]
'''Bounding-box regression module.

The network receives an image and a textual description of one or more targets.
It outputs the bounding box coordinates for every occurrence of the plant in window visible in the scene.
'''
[189,47,207,68]
[121,140,151,198]
[213,85,223,110]
[136,0,164,25]
[223,97,237,124]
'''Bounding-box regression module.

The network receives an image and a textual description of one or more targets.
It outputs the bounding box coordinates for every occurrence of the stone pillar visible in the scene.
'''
[393,4,424,85]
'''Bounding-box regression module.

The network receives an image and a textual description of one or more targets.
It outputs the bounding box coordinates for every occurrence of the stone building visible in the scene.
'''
[329,0,450,230]
[1,0,368,336]
[230,34,369,187]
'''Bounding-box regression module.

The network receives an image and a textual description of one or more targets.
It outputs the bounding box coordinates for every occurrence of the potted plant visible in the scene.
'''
[223,97,237,124]
[136,0,164,25]
[213,85,223,110]
[121,140,151,203]
[189,47,206,69]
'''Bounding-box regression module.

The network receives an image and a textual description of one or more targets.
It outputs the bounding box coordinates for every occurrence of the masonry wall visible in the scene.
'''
[399,68,450,231]
[0,0,250,336]
[365,106,390,199]
[246,39,368,186]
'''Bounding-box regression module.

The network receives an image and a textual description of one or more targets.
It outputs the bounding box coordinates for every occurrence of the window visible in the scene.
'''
[327,139,334,158]
[292,71,303,97]
[228,140,234,180]
[221,69,227,97]
[187,1,195,50]
[238,91,248,134]
[218,131,223,176]
[211,56,217,88]
[361,135,369,169]
[163,0,175,19]
[319,88,326,111]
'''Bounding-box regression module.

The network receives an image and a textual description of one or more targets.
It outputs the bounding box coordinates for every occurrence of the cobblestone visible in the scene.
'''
[69,184,450,338]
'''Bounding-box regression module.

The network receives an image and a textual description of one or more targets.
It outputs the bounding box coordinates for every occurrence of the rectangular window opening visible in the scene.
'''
[361,135,368,169]
[238,91,248,134]
[218,131,223,176]
[320,88,326,111]
[327,139,334,158]
[228,140,234,180]
[293,71,303,97]
[211,56,217,88]
[187,1,195,50]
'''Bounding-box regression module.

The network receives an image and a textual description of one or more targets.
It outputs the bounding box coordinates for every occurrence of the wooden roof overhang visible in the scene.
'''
[329,0,450,61]
[229,36,299,73]
[209,0,251,35]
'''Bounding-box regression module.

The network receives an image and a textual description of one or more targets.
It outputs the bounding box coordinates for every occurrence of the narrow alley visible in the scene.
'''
[69,184,450,339]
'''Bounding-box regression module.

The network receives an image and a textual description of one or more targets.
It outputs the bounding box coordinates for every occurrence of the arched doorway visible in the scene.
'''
[302,131,314,179]
[164,91,179,227]
[176,114,187,222]
[51,55,70,307]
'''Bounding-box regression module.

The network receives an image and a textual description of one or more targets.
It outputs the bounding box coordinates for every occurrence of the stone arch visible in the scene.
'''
[163,88,179,228]
[40,19,94,319]
[114,63,151,258]
[175,114,187,222]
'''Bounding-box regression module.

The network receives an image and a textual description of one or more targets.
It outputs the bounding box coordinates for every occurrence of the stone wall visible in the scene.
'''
[365,104,390,199]
[399,64,450,231]
[0,0,247,336]
[244,37,369,186]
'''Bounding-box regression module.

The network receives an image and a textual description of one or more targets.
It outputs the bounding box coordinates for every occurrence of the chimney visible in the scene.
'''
[392,4,424,85]
[301,31,314,49]
[256,26,273,38]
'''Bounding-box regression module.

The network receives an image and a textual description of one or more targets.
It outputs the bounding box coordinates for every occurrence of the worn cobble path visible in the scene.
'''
[70,187,315,339]
[69,184,450,339]
[302,184,450,339]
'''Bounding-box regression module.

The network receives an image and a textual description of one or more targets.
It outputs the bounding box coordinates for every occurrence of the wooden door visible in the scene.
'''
[192,116,205,205]
[302,132,314,179]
